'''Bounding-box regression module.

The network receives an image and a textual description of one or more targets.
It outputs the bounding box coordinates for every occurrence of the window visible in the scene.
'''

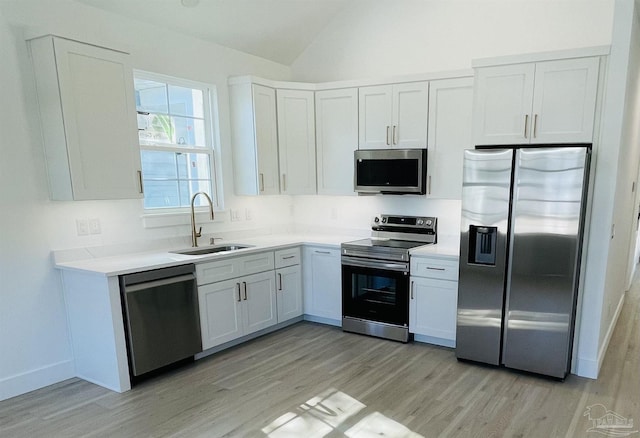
[134,71,220,210]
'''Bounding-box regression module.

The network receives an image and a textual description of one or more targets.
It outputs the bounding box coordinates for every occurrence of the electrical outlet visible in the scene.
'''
[245,208,252,220]
[76,219,89,236]
[230,210,236,222]
[235,210,242,221]
[88,218,101,235]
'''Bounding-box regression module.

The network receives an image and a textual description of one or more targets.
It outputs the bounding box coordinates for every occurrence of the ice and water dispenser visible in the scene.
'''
[468,225,497,266]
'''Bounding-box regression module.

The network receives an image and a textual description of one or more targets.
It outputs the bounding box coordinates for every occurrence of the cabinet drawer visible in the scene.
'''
[275,247,301,268]
[410,257,458,281]
[197,251,275,285]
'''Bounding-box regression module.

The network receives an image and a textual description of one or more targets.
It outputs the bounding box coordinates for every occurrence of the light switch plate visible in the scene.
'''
[76,219,89,236]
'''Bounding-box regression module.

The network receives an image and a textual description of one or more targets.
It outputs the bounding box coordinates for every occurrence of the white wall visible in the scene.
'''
[599,0,640,358]
[291,0,615,82]
[0,0,293,401]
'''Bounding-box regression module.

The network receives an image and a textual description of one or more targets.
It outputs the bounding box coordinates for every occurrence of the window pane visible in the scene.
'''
[174,117,206,147]
[141,150,212,209]
[141,150,177,179]
[180,181,214,207]
[135,78,168,114]
[143,180,180,209]
[176,152,211,180]
[169,85,204,118]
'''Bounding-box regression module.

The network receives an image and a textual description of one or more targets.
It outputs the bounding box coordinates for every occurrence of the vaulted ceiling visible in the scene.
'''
[76,0,353,65]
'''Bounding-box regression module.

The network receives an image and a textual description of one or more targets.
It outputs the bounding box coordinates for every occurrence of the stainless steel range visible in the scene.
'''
[341,215,437,342]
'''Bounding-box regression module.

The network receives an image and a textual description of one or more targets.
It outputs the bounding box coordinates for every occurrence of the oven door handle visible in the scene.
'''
[341,256,409,273]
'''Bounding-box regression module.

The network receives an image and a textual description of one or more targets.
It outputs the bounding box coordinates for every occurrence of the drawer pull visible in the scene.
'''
[426,267,446,271]
[282,255,295,260]
[315,250,331,255]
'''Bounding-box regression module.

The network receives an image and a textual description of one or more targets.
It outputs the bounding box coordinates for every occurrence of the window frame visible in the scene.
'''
[134,69,223,214]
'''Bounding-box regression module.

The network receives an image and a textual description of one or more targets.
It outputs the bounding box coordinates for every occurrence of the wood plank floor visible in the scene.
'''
[2,278,638,438]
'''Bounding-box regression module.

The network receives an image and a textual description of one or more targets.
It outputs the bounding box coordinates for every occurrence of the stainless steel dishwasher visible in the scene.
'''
[120,264,202,378]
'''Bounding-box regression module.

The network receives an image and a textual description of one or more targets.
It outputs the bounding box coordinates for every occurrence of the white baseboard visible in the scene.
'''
[0,360,74,401]
[303,314,341,327]
[575,291,626,379]
[414,334,455,349]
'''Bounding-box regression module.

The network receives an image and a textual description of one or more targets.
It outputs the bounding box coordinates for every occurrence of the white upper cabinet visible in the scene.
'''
[315,88,358,195]
[277,89,317,195]
[30,36,142,200]
[359,82,429,149]
[530,58,600,143]
[230,83,280,195]
[473,57,599,145]
[427,77,473,199]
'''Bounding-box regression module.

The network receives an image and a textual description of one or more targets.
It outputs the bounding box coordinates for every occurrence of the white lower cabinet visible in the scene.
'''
[303,246,342,324]
[276,265,303,322]
[409,256,459,347]
[197,251,277,350]
[243,271,278,334]
[198,278,245,349]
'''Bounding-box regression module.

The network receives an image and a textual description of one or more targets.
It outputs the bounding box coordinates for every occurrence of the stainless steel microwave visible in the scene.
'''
[354,149,427,195]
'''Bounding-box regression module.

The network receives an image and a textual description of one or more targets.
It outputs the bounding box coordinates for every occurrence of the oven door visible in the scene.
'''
[342,256,410,326]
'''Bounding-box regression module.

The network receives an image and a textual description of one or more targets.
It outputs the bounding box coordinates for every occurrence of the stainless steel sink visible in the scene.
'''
[170,244,253,256]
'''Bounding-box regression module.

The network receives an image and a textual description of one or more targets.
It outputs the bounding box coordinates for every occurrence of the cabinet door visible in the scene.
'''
[33,37,142,200]
[473,63,535,145]
[409,277,458,346]
[358,85,393,149]
[230,83,279,195]
[315,88,358,195]
[530,57,599,144]
[427,78,473,199]
[392,82,429,149]
[253,85,281,194]
[198,279,244,350]
[303,247,342,321]
[277,89,316,194]
[276,265,303,323]
[242,271,277,335]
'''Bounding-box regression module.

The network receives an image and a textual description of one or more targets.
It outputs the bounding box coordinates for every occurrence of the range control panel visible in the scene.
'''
[371,215,437,234]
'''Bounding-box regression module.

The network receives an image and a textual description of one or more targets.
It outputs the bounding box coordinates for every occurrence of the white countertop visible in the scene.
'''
[409,235,460,260]
[54,232,459,276]
[54,233,359,277]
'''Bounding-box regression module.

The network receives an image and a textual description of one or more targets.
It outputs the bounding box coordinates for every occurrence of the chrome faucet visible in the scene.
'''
[190,192,214,247]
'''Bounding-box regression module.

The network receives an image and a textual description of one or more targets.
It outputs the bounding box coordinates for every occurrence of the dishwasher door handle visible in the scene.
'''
[124,274,196,293]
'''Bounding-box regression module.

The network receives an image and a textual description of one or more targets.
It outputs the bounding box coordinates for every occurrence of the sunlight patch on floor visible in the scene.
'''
[345,411,425,438]
[262,388,424,437]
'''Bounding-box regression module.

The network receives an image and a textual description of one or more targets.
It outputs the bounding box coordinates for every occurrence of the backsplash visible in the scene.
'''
[292,195,462,238]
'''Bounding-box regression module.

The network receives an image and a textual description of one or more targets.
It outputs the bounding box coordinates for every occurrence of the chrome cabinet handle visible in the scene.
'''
[386,126,391,145]
[426,266,446,271]
[427,175,431,195]
[259,173,264,192]
[393,125,398,145]
[410,281,414,300]
[524,114,529,138]
[282,255,295,260]
[236,283,241,302]
[315,250,330,254]
[533,114,538,138]
[137,170,144,194]
[242,282,247,300]
[278,273,282,291]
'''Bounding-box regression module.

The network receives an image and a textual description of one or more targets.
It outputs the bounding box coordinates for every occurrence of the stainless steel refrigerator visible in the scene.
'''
[456,146,590,378]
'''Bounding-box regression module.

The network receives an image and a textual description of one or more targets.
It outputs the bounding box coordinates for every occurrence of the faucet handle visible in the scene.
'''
[210,237,223,245]
[196,226,202,238]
